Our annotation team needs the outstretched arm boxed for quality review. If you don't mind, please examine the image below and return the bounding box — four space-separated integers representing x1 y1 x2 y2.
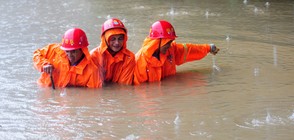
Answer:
173 42 220 65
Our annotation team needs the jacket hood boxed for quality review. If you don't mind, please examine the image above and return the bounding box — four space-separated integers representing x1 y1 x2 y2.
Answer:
139 37 172 59
99 28 127 54
81 47 91 61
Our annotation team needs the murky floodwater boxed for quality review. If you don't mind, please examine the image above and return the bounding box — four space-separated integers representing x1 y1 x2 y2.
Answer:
0 0 293 139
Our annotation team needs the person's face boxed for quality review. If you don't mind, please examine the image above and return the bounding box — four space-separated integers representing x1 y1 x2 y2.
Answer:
65 48 83 65
108 34 124 53
160 41 173 54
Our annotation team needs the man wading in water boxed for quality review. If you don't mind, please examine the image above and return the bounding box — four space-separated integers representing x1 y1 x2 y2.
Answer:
33 28 103 88
134 20 220 85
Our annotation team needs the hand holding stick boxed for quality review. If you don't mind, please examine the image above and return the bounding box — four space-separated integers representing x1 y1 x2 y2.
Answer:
43 64 55 89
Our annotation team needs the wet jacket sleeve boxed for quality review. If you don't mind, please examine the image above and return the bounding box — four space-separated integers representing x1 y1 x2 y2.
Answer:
86 65 103 88
133 54 148 85
173 43 211 65
90 47 102 69
33 44 56 72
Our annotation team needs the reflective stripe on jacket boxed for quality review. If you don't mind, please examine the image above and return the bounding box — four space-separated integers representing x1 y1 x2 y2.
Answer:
33 43 103 88
134 38 211 85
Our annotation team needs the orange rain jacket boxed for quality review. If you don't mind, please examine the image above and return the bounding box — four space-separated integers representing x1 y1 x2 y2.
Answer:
90 29 135 85
134 38 211 85
33 43 103 88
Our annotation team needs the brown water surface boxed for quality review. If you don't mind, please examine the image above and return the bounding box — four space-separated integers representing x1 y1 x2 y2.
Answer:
0 0 293 139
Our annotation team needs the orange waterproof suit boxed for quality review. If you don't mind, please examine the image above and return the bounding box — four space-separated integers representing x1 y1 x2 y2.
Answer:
134 38 211 85
33 43 103 88
90 29 135 85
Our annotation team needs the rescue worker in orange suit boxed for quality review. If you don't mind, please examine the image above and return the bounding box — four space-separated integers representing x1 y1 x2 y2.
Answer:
90 18 135 85
33 28 103 88
134 20 220 85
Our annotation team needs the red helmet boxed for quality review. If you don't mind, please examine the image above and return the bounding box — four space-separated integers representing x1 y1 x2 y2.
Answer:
149 20 177 40
61 28 89 51
101 18 127 36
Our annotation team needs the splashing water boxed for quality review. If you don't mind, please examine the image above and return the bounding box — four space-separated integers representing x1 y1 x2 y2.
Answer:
60 88 67 97
174 112 181 125
173 112 181 136
122 134 140 140
169 7 175 16
205 10 209 19
254 7 258 14
288 111 294 121
265 2 270 8
243 0 248 5
226 35 231 42
224 34 232 54
212 56 221 72
265 110 285 125
253 67 259 77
